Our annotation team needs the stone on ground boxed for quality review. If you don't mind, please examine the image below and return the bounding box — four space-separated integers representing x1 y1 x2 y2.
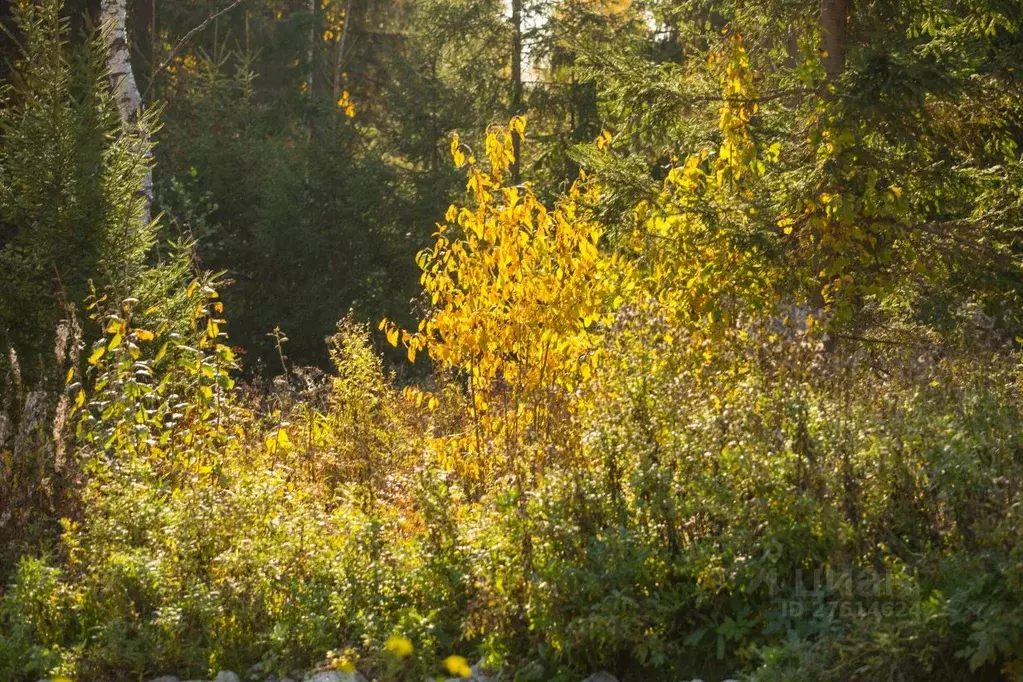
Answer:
306 671 368 682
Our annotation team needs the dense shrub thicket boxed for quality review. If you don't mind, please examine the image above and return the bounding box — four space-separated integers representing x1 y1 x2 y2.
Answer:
3 299 1022 682
3 1 1023 681
3 120 1023 682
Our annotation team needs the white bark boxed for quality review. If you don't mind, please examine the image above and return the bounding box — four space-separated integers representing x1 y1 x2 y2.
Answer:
101 0 152 227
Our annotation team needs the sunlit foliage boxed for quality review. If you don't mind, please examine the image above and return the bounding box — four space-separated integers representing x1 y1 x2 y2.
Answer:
381 118 631 486
3 1 1023 682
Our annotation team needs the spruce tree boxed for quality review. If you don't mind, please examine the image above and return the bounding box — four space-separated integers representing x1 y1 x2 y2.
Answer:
0 0 171 379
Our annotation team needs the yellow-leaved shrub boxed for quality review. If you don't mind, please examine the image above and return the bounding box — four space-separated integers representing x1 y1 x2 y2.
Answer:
381 118 631 487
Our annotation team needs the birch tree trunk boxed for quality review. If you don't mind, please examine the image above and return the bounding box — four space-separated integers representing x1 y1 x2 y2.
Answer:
101 0 152 228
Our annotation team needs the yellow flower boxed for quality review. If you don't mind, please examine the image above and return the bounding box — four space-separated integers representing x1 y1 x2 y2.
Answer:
443 655 471 678
385 635 414 658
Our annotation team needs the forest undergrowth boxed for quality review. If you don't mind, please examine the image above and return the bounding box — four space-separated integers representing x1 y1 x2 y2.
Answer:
3 118 1023 682
3 1 1023 680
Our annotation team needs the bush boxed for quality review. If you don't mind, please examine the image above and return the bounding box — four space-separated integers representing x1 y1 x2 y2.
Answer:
3 123 1023 682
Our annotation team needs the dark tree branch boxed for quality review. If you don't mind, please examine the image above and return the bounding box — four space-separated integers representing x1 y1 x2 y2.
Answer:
143 0 247 99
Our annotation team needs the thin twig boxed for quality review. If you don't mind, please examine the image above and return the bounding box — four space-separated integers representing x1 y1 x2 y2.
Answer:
143 0 247 99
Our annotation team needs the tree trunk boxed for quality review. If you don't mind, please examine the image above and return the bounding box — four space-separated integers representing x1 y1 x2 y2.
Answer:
783 28 799 68
129 0 153 97
510 0 522 184
307 0 316 94
338 0 356 71
334 0 356 103
820 0 847 77
817 0 849 349
101 0 151 227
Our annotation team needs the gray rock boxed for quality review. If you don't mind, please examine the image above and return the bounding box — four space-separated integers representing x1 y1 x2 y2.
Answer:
306 672 368 682
582 673 619 682
148 677 180 682
214 673 240 682
306 674 339 682
445 660 495 682
470 660 494 681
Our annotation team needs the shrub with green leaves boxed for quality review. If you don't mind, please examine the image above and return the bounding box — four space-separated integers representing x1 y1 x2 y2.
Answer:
4 297 1023 682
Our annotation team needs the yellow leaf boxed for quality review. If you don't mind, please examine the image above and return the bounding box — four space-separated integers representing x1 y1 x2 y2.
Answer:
88 345 106 365
65 367 74 384
580 361 592 380
135 329 155 341
450 134 465 167
510 115 526 136
265 428 290 454
386 327 399 347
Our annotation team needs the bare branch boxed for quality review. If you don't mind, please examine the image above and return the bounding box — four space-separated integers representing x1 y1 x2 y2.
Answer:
143 0 247 100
